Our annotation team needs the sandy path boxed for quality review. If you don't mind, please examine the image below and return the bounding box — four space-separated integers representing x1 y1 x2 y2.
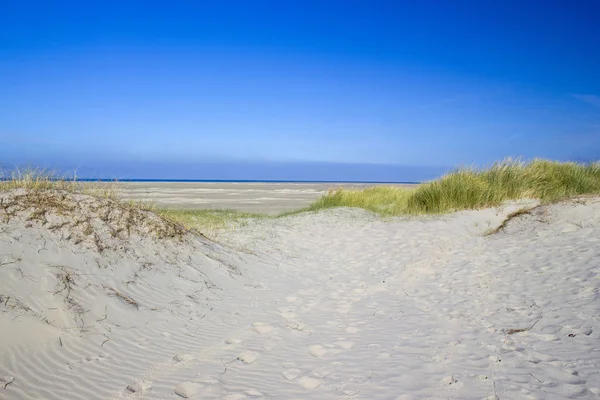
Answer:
213 203 599 399
1 196 599 399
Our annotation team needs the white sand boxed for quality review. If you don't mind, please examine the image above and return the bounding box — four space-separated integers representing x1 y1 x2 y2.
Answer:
1 190 599 399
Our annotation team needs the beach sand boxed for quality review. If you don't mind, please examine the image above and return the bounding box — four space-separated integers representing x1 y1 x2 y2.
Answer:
110 182 416 214
1 188 599 399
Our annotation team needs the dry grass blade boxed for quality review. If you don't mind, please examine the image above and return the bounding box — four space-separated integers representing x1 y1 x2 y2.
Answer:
103 286 139 309
506 318 541 335
483 207 537 236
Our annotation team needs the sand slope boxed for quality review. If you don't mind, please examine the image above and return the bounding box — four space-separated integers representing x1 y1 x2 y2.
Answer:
1 191 599 399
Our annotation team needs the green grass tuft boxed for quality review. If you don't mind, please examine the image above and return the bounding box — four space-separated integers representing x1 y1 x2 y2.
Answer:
153 208 266 237
308 158 600 216
306 186 415 215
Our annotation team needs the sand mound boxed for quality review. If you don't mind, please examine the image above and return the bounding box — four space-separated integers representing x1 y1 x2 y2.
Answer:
0 190 252 398
1 189 190 252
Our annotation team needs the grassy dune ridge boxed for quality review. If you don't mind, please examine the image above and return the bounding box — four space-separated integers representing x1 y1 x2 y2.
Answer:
2 159 600 236
308 158 600 215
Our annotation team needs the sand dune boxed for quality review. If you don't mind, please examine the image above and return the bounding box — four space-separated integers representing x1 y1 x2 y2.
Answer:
1 189 599 399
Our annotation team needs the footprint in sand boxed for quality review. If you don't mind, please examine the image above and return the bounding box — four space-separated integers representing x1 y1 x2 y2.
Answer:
277 307 297 319
437 375 464 391
67 353 109 370
251 322 274 334
238 351 260 364
373 309 386 317
134 337 151 348
333 340 355 350
245 388 264 397
126 379 152 394
309 345 328 357
262 338 281 351
287 319 309 332
305 299 322 310
335 303 352 314
173 354 195 363
297 376 322 389
472 374 490 383
174 382 201 398
311 365 334 378
84 354 108 362
368 343 381 351
282 368 302 381
285 295 298 303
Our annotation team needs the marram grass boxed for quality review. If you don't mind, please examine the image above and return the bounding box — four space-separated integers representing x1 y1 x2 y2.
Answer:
154 208 265 237
3 159 600 235
0 167 118 199
307 186 415 215
309 159 600 216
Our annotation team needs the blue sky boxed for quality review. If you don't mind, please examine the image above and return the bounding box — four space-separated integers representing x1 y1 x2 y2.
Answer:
2 1 600 181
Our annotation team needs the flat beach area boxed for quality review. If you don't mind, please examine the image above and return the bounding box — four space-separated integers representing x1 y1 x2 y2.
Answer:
112 182 417 214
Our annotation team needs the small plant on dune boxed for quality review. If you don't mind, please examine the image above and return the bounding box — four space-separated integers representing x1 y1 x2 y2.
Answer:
0 167 79 192
154 208 264 238
307 186 415 216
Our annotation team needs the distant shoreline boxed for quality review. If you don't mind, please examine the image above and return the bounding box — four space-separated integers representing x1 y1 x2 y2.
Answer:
0 178 421 184
110 181 418 214
76 178 422 184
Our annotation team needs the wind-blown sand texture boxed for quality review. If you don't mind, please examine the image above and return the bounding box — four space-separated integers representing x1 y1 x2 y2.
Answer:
111 182 416 214
1 189 599 399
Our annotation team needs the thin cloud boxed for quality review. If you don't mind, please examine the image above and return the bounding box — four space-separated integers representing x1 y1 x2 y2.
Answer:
572 94 600 109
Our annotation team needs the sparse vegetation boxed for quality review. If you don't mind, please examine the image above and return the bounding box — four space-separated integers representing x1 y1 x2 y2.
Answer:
1 167 265 239
1 169 189 245
0 167 117 197
154 208 265 238
3 159 600 239
307 159 600 216
306 185 415 215
103 286 139 309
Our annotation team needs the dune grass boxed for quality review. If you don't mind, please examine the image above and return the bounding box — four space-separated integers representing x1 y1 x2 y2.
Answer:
306 186 416 215
0 167 118 199
4 159 600 236
308 159 600 216
1 168 80 192
153 208 265 237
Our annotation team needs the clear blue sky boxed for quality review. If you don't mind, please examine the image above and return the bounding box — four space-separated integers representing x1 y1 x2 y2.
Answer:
2 1 600 181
